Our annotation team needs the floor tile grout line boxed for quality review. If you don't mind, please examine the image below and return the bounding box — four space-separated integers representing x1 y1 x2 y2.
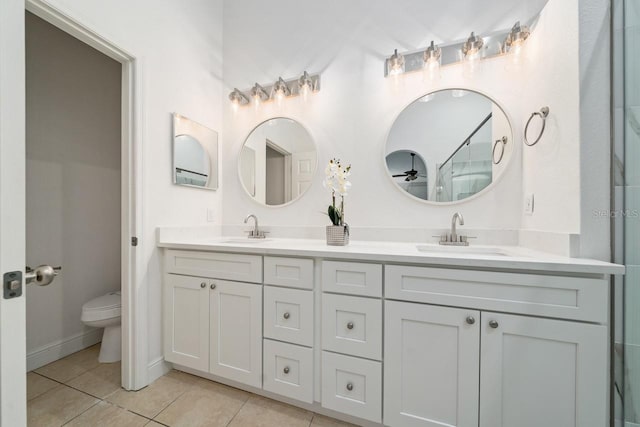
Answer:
59 395 101 426
223 395 251 426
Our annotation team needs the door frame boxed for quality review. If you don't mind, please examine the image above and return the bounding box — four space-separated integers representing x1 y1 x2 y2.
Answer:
25 0 147 391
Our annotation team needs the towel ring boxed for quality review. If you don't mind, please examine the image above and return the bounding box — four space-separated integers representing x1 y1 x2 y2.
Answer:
524 106 550 146
492 136 508 165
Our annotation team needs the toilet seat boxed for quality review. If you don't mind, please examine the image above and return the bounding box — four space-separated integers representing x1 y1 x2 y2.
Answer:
81 292 121 322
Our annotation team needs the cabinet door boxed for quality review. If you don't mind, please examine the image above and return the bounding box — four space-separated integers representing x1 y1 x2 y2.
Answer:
163 275 209 371
384 301 480 427
209 280 263 388
479 313 607 427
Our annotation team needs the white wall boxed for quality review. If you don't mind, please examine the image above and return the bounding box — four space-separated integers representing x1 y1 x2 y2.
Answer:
35 0 225 367
25 12 121 358
221 1 547 231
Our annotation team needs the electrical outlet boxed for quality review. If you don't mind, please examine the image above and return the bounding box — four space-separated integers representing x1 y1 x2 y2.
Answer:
525 194 535 215
207 208 215 222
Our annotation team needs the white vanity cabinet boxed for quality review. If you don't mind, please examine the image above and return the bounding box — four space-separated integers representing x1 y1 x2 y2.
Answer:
163 250 264 388
384 265 609 427
160 244 615 427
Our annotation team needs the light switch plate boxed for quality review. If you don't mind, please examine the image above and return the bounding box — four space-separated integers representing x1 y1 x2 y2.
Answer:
207 208 215 222
525 194 535 215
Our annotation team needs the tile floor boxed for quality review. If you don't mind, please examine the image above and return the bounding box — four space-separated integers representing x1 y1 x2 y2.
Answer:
28 345 355 427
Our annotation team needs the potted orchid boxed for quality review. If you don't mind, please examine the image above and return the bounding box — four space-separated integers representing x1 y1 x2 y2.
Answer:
323 158 351 246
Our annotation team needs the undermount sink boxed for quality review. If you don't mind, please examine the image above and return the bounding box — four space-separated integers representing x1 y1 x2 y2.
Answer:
221 238 272 244
416 244 511 257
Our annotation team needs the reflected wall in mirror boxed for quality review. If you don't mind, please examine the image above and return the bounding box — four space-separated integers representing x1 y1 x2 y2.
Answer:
173 113 218 190
385 89 512 203
239 118 317 206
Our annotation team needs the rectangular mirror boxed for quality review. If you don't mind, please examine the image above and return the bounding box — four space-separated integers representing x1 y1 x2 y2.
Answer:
173 113 218 190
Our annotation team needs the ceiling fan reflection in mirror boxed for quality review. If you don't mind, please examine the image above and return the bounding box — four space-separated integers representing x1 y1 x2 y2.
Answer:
392 152 427 181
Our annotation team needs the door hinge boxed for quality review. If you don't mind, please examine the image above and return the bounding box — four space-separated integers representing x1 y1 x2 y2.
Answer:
131 237 138 247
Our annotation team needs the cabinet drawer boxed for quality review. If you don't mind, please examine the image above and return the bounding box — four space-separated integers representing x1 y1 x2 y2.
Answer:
264 286 313 347
263 339 313 404
264 256 313 289
385 265 608 323
165 250 262 283
321 351 382 423
322 294 382 360
321 261 382 297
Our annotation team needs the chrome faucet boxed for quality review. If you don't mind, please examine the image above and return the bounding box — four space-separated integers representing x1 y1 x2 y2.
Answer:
244 214 267 239
451 212 464 242
438 212 470 246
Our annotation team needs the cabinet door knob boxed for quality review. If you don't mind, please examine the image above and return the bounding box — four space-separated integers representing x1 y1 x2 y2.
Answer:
347 322 354 330
283 366 290 374
210 283 216 290
466 316 475 325
200 282 206 288
283 312 290 320
346 382 354 391
489 320 499 329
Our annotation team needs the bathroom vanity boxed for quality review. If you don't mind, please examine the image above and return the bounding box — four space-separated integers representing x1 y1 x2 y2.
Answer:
158 236 622 427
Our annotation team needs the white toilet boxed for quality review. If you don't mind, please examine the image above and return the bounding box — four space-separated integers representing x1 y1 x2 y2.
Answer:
81 291 121 363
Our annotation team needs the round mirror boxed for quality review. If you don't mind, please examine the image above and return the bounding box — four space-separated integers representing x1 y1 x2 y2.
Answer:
239 118 317 206
385 89 512 203
174 134 212 188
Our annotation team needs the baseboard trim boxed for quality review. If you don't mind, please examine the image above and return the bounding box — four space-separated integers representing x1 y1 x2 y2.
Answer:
27 328 103 371
148 357 171 384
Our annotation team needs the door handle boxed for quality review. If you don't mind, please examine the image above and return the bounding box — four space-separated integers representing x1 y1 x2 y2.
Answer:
26 265 62 287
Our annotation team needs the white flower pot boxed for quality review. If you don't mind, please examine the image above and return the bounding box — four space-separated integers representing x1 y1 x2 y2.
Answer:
326 225 349 246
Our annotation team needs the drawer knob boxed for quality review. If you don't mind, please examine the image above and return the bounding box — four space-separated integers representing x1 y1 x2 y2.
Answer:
346 382 354 391
466 316 475 325
489 320 499 329
283 312 290 320
283 366 290 374
347 322 354 330
200 282 206 288
210 283 216 290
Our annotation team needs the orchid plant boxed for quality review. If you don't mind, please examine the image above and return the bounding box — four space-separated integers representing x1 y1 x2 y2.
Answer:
323 158 351 226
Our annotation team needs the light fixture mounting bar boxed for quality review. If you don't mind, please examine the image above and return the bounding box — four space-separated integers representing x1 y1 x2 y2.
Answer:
383 15 539 77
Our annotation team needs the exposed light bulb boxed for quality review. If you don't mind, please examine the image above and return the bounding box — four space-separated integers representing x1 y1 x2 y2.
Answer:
504 22 530 67
228 88 248 113
298 71 313 102
388 49 405 76
250 83 267 109
231 98 239 113
423 41 441 81
462 32 484 73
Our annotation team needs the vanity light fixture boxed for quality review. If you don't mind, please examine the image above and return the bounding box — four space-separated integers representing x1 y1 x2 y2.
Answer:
383 13 541 78
250 83 269 107
387 49 405 76
230 72 322 109
228 88 249 112
503 21 530 55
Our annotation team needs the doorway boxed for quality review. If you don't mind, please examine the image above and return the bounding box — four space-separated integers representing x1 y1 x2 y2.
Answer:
25 7 122 376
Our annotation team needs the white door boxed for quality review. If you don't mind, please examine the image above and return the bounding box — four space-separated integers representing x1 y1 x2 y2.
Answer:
163 275 209 371
384 301 480 427
479 312 607 427
0 0 27 424
291 151 316 199
210 280 262 388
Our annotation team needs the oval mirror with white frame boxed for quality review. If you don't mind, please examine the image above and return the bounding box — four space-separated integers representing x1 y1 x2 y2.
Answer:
385 89 512 203
239 118 317 206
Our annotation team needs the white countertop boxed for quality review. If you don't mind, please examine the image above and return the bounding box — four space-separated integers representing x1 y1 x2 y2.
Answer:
157 235 625 276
